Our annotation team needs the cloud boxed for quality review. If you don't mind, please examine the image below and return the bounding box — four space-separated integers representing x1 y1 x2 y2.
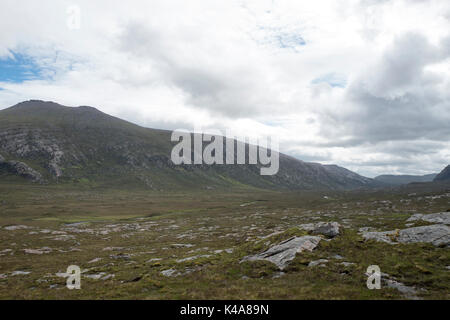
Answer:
0 0 449 177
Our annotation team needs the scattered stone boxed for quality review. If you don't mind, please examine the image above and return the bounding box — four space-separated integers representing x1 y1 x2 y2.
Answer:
308 259 328 267
49 234 75 241
11 271 31 276
240 202 256 207
55 272 68 278
407 212 450 225
0 274 7 279
102 247 124 251
340 262 355 267
4 225 30 231
87 258 102 264
332 254 343 260
299 222 341 238
358 227 376 233
241 236 321 270
110 253 131 260
161 269 179 277
272 272 285 279
65 222 88 227
176 255 211 263
362 224 449 247
102 274 115 281
84 273 107 280
172 243 194 248
24 247 52 255
384 278 420 300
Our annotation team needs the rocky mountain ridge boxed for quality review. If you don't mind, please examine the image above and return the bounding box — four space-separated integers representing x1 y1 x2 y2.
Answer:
0 100 383 190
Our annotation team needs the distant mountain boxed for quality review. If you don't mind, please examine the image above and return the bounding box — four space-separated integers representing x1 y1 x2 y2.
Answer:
0 100 382 191
434 165 450 182
374 174 437 185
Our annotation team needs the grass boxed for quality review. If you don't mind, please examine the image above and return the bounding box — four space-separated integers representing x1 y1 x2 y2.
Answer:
0 182 449 299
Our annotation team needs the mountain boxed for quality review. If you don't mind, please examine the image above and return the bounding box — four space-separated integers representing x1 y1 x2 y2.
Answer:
0 100 381 191
374 174 437 185
434 165 450 182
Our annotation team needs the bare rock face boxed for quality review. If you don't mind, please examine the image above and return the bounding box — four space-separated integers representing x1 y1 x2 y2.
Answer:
407 212 450 225
241 236 321 270
434 165 450 181
0 160 43 183
299 221 341 238
0 129 65 178
362 224 450 247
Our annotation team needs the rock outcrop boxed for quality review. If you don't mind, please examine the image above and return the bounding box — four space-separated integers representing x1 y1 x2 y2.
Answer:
241 236 321 270
299 221 341 238
0 158 43 183
362 224 449 247
407 212 450 225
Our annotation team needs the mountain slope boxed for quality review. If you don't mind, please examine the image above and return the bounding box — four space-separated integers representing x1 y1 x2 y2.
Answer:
0 100 380 190
434 165 450 182
374 174 437 185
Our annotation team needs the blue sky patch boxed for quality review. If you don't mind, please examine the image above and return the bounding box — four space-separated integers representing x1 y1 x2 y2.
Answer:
0 51 44 83
311 73 347 88
274 33 305 49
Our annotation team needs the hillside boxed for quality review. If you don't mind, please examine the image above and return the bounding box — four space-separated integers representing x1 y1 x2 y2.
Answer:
0 100 382 191
374 173 437 185
434 165 450 182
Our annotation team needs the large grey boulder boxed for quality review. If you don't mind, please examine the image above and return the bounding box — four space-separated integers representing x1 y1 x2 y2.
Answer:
407 212 450 225
241 236 321 270
299 221 341 238
362 224 449 247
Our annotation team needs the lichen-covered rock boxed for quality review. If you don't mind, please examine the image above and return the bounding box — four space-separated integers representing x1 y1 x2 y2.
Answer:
299 221 341 238
241 236 321 270
362 224 449 247
407 212 450 225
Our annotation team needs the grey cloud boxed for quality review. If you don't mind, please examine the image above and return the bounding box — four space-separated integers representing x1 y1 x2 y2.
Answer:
318 32 450 146
116 22 279 118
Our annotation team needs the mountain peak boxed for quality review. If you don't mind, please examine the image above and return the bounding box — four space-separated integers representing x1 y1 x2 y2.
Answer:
434 165 450 182
6 100 100 113
0 100 379 190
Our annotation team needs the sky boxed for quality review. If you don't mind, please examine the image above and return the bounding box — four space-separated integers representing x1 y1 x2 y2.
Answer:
0 0 449 177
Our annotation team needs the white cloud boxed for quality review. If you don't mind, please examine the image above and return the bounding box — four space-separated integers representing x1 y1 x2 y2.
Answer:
0 0 449 177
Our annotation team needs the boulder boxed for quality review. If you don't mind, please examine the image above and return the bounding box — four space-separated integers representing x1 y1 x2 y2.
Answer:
300 221 341 237
407 212 450 225
362 224 449 247
241 236 321 270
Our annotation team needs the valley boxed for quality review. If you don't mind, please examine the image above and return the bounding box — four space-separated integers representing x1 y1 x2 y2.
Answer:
0 182 448 299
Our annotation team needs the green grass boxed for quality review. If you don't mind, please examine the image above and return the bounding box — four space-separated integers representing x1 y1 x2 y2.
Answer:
0 182 449 299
